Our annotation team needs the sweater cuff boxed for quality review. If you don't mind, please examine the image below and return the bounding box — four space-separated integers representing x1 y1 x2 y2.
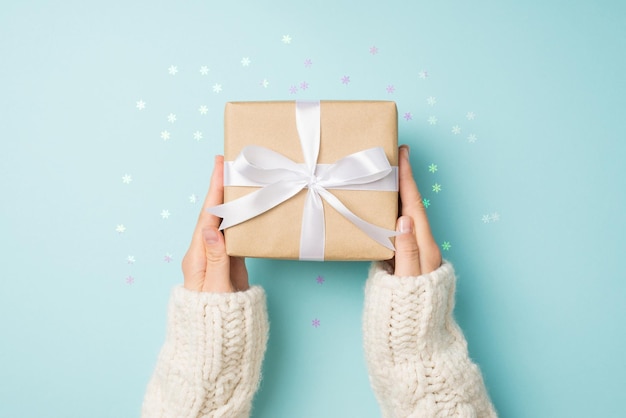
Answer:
365 260 457 350
367 260 456 303
143 285 268 418
169 284 267 316
165 284 269 381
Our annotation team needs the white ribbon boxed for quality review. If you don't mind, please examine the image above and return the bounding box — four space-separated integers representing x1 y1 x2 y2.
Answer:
208 100 399 261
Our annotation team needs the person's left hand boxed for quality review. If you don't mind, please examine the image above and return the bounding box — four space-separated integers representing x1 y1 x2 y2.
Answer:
181 155 249 293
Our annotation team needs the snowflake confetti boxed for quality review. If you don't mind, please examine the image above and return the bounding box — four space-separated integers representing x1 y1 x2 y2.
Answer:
189 194 198 204
136 100 145 110
427 96 437 106
300 81 309 90
212 83 222 93
198 105 208 115
341 75 350 84
422 198 431 208
466 111 476 120
164 253 173 263
125 275 135 285
193 131 203 141
386 85 395 94
261 79 269 88
199 66 209 75
428 164 438 173
161 130 171 141
316 275 325 284
428 116 438 125
168 65 178 75
468 134 478 143
442 241 452 251
122 174 132 184
432 183 442 193
491 212 501 222
369 46 379 55
452 125 461 135
481 214 491 223
304 58 313 68
289 85 298 94
312 318 320 328
419 70 428 79
161 210 170 219
403 112 412 121
167 113 177 123
241 57 251 67
116 224 126 233
127 255 135 264
282 34 292 44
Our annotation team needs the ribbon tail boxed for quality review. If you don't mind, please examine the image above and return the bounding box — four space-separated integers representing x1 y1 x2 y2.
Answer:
317 188 400 251
299 188 325 261
207 181 306 230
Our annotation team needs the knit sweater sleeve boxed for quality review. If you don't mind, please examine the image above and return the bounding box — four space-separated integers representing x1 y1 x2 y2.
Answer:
141 285 269 418
363 261 497 418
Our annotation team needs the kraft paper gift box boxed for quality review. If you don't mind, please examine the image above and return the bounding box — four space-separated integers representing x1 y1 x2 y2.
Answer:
215 100 399 261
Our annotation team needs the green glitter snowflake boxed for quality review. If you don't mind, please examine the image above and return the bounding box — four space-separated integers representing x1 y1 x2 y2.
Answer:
442 241 451 251
432 183 442 193
428 163 438 173
422 198 430 208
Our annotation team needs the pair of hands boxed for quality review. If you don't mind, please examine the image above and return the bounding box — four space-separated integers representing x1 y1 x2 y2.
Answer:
182 145 442 293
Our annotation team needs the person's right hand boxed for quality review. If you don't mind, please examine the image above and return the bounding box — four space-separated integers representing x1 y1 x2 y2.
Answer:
389 145 442 276
181 155 249 293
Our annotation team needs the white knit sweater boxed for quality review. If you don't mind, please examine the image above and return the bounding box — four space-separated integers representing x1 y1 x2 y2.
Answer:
142 262 496 417
142 286 268 418
363 262 497 418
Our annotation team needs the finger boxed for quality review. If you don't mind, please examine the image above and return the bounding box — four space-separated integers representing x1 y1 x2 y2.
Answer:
201 227 233 293
230 257 249 292
398 145 430 241
398 146 441 273
200 155 225 230
188 156 225 253
393 216 421 276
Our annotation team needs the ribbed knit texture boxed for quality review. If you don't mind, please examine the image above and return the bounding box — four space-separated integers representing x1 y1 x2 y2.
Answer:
363 262 497 418
142 285 269 418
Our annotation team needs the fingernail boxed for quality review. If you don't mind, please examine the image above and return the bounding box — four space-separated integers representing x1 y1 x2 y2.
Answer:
203 228 220 244
398 216 413 234
400 145 410 158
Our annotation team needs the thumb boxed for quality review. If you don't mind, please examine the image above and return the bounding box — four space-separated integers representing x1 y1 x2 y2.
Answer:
201 227 234 292
393 216 422 277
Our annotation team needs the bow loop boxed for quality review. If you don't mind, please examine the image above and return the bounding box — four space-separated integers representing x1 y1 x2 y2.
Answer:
234 145 309 184
317 147 393 189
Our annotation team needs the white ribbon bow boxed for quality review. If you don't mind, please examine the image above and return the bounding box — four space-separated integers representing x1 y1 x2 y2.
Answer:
208 100 399 261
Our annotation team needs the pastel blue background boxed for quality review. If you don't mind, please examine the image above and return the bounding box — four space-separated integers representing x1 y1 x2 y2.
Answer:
1 1 625 417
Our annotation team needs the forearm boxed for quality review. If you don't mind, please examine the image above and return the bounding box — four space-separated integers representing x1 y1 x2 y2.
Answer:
363 262 496 418
142 285 269 418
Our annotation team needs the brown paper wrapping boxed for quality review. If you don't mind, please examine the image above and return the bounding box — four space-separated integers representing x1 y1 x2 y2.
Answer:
223 100 398 261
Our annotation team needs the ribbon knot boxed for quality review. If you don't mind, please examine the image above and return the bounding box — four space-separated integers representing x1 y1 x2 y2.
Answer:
208 101 399 261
